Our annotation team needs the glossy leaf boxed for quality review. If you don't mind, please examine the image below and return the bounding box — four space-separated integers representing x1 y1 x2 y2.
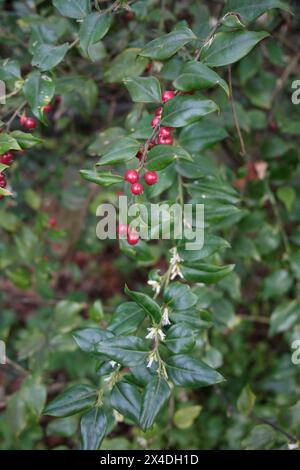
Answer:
223 0 291 24
32 43 69 71
79 13 112 60
125 285 161 323
201 31 269 67
182 263 235 284
80 407 107 450
80 169 123 186
23 71 55 121
123 76 162 103
163 283 197 311
73 327 114 353
139 375 170 430
147 144 191 171
108 302 145 336
166 354 224 388
140 27 196 60
94 336 149 367
174 61 229 96
44 385 97 417
52 0 91 19
161 94 218 127
111 381 141 424
96 137 140 166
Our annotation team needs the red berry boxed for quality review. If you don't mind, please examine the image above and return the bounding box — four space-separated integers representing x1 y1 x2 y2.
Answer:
131 182 143 195
117 223 128 237
144 171 158 186
136 151 143 160
162 90 175 103
158 126 172 138
151 116 160 128
157 135 173 145
124 169 139 184
127 230 139 245
155 107 163 117
24 117 36 130
48 217 57 228
20 115 27 126
125 11 134 20
0 153 13 165
0 174 7 188
43 104 52 113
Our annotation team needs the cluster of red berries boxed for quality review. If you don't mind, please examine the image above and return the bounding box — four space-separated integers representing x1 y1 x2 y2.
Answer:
18 96 60 131
0 152 13 199
117 223 139 246
118 90 176 244
151 90 176 145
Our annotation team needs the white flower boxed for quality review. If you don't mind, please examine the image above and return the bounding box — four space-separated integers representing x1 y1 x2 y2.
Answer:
145 327 165 342
169 247 184 280
145 327 156 340
109 360 117 368
146 351 157 368
147 279 161 296
162 307 171 326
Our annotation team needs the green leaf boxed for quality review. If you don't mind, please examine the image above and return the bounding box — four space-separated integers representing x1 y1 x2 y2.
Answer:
125 285 161 323
277 186 296 212
178 234 230 262
0 187 12 197
10 131 43 149
80 407 107 450
269 301 300 336
44 385 97 417
23 71 55 121
96 137 140 166
139 376 170 430
147 145 191 171
180 120 228 151
186 179 240 205
104 48 148 84
0 59 21 81
165 323 197 354
123 76 162 103
244 424 275 450
262 269 293 299
140 27 196 61
166 354 224 388
24 189 41 210
237 385 256 416
52 0 91 19
79 13 112 61
0 134 21 154
173 61 229 96
80 170 123 186
94 336 149 367
111 381 141 424
174 405 202 429
163 283 197 311
108 302 145 335
223 0 291 24
182 263 235 284
73 328 114 353
161 94 218 128
201 31 269 67
32 43 69 71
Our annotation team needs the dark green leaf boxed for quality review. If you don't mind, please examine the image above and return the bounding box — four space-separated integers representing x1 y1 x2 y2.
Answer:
123 76 162 103
111 381 141 424
108 302 145 335
161 94 218 127
165 323 197 354
223 0 291 24
80 407 107 450
23 71 55 121
174 61 229 96
52 0 91 19
80 170 123 186
96 137 140 166
125 285 161 323
166 354 224 388
79 13 112 61
0 134 21 153
10 131 43 149
180 120 227 151
32 43 69 71
94 336 149 367
73 327 114 353
163 283 197 311
182 263 235 284
140 27 196 61
44 385 97 417
139 375 170 430
147 145 191 171
201 31 269 67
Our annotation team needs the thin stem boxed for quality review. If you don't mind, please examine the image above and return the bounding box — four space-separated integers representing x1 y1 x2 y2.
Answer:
5 100 26 131
266 179 291 256
228 65 246 157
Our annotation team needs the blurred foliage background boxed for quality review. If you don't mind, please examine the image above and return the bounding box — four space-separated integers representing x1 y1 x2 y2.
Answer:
0 0 300 450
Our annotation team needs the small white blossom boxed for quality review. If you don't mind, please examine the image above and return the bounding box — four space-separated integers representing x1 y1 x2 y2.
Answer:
147 279 161 296
145 327 156 340
162 307 171 326
145 327 165 342
169 247 184 280
146 351 157 368
109 360 117 368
